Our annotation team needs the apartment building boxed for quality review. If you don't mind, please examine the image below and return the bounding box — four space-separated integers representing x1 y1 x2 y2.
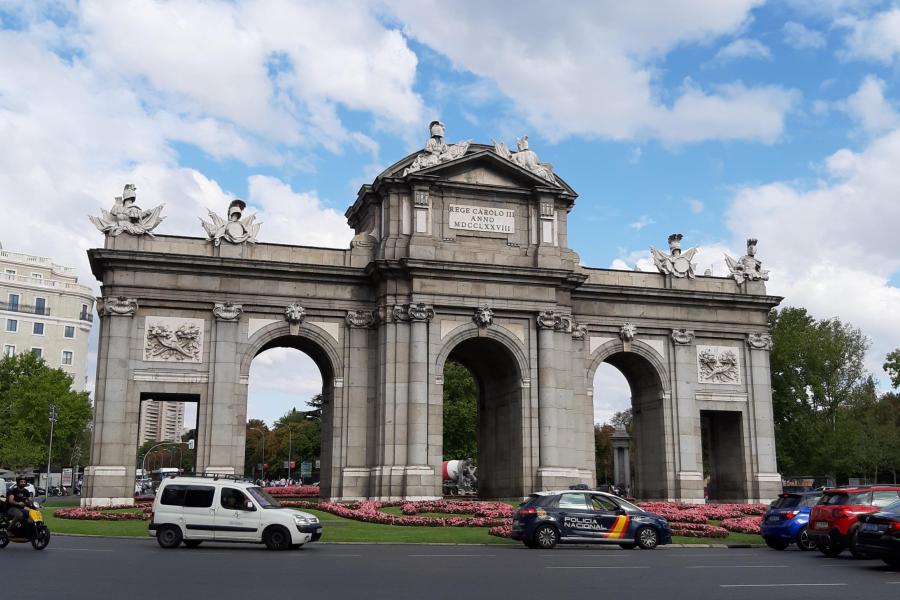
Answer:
0 246 94 390
138 400 186 445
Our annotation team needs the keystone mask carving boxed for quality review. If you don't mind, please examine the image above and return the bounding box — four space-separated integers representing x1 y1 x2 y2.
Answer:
284 303 306 335
619 323 637 342
90 184 164 237
473 305 494 328
402 120 471 176
725 238 770 285
200 199 261 246
747 332 773 350
651 233 699 279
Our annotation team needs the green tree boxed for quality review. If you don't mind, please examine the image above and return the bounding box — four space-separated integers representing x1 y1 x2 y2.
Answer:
244 419 269 477
442 361 477 460
271 408 321 476
885 348 900 389
594 424 614 484
0 352 93 471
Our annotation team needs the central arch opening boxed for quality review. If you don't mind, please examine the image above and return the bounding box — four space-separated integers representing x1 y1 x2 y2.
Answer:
443 336 523 498
592 350 668 500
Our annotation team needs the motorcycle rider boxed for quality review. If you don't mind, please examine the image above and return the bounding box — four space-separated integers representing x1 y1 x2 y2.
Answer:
6 476 33 531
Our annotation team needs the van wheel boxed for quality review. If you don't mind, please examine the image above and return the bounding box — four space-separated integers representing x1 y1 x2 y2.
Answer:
183 540 202 548
264 526 291 551
156 526 182 549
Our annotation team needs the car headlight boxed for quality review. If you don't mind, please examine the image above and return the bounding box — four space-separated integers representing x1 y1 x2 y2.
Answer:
294 514 318 525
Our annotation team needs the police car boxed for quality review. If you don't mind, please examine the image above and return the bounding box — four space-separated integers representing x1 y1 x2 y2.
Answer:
511 490 671 550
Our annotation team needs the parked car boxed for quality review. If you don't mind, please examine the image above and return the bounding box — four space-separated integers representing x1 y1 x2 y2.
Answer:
808 486 900 558
761 491 822 551
148 475 322 550
511 490 671 550
852 500 900 568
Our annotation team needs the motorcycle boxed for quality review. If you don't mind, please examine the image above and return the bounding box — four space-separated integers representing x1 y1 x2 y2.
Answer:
0 502 51 550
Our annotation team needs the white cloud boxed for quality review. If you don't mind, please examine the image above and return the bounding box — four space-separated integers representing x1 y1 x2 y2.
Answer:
628 215 655 230
726 127 900 383
387 0 798 144
838 8 900 64
248 347 323 426
840 75 899 134
593 363 632 425
688 198 705 213
715 38 773 62
783 21 826 50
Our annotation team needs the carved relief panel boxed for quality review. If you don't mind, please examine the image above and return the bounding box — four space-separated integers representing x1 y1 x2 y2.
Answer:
696 345 741 385
143 316 205 363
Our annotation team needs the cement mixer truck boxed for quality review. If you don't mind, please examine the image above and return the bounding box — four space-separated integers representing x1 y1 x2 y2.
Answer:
442 459 477 496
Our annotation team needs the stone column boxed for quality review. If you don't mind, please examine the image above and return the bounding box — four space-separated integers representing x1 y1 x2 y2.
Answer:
202 302 243 476
746 333 781 502
612 427 632 492
670 328 704 503
407 303 433 466
83 297 138 506
340 310 376 500
536 310 560 469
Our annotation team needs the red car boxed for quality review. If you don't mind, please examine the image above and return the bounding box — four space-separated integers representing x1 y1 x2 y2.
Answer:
808 486 900 557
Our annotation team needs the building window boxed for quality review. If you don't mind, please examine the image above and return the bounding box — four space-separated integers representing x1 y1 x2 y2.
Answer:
33 322 44 336
31 348 42 359
3 269 15 276
31 273 42 280
64 325 75 339
3 345 14 357
34 297 47 315
61 350 73 366
7 293 19 310
5 319 17 333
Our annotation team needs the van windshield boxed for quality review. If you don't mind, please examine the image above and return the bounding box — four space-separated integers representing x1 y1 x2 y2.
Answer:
247 487 282 508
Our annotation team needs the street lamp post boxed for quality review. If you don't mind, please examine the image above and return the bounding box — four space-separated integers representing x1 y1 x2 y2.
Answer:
249 427 266 481
45 404 59 499
140 441 180 490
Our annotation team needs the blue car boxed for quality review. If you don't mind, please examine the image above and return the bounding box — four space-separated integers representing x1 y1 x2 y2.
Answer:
761 491 822 551
511 490 671 550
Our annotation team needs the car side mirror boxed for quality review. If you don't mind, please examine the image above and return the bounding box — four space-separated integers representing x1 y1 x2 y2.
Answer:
246 502 256 511
615 508 627 516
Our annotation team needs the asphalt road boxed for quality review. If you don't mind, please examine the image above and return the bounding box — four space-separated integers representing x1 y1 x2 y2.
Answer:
4 535 899 600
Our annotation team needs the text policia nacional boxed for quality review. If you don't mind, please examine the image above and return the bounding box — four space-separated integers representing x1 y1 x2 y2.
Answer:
448 204 515 234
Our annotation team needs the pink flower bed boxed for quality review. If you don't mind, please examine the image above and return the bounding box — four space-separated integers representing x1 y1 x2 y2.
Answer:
280 499 511 528
263 486 320 498
669 523 729 538
56 503 153 521
720 516 763 534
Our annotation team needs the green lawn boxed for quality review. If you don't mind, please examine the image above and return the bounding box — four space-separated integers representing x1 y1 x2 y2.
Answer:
45 505 762 545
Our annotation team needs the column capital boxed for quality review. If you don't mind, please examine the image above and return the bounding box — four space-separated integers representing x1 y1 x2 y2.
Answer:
746 332 773 351
536 310 571 332
671 328 695 345
212 301 242 322
97 296 138 317
393 303 434 322
346 309 377 328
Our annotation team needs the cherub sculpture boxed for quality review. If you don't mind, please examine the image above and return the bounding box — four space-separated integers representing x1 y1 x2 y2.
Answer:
724 238 769 285
650 233 699 279
200 199 261 246
89 184 164 237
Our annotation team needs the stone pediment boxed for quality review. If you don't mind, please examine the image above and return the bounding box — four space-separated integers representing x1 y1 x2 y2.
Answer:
379 145 576 196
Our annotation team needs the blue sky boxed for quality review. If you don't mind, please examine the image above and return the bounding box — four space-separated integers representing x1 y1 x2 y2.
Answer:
2 0 899 426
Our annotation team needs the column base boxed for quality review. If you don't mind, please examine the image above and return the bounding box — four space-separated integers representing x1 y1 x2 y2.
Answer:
536 467 593 491
675 471 706 504
367 465 439 500
753 473 782 504
81 465 134 507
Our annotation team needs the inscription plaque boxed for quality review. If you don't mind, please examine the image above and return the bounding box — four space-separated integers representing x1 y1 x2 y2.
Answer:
448 204 515 234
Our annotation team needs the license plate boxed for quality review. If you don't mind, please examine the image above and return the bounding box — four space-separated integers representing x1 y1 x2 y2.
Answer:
767 516 780 522
814 521 829 530
861 523 881 532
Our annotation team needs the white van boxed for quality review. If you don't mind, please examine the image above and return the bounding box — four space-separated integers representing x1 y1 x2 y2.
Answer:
149 475 322 550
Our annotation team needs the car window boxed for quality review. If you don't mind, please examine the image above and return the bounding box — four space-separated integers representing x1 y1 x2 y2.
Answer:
882 500 900 514
221 487 252 511
558 493 589 510
183 486 215 508
872 491 900 508
772 495 801 509
822 491 872 506
247 487 282 508
160 484 186 506
800 494 823 508
590 495 618 512
523 495 557 508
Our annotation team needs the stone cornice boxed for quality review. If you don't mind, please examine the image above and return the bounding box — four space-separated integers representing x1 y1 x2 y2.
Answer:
573 283 782 312
387 258 587 290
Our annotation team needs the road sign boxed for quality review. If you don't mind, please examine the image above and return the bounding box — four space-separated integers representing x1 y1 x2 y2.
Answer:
188 439 195 450
62 467 73 486
300 462 312 477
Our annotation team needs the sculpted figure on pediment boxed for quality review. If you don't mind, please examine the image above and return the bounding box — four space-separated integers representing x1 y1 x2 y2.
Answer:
493 135 557 184
725 238 770 285
402 120 471 176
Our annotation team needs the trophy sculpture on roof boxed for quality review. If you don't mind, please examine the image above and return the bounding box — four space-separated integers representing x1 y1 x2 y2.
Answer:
650 233 699 279
200 199 261 246
89 184 165 237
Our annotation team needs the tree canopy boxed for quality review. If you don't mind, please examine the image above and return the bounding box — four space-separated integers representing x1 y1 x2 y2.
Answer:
442 360 477 461
0 352 93 471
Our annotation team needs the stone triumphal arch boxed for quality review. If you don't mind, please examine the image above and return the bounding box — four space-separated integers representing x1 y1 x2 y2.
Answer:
83 123 782 505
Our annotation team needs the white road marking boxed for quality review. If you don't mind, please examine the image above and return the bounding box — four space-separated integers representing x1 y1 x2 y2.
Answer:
545 566 650 570
720 583 848 588
407 554 495 557
686 565 788 569
53 548 114 552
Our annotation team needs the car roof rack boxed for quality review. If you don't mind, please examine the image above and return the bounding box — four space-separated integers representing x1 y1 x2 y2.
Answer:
169 472 252 483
